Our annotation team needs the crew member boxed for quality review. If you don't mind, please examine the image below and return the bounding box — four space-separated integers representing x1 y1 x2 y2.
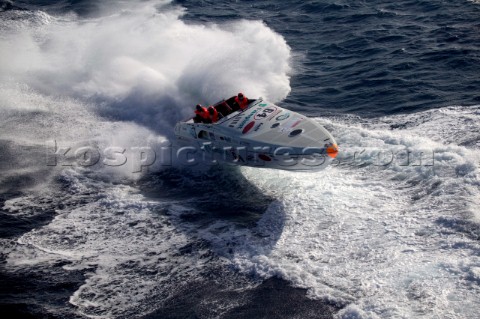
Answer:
194 104 211 123
234 92 249 110
208 106 223 123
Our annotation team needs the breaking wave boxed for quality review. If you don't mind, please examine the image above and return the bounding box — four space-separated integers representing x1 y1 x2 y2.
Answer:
0 0 292 181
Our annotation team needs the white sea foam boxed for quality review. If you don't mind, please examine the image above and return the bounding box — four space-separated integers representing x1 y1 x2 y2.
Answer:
2 1 480 318
1 0 291 316
223 107 480 319
0 0 292 180
3 168 260 318
0 0 291 132
4 106 479 318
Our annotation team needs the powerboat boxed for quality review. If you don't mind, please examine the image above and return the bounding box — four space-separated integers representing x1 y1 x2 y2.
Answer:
174 96 338 171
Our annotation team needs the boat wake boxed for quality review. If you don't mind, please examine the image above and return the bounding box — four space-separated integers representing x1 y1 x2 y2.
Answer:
2 105 479 318
1 1 479 318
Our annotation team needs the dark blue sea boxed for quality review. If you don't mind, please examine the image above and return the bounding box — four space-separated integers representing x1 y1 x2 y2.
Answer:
1 0 479 318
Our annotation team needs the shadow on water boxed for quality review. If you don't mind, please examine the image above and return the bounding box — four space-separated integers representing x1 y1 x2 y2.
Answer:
137 166 342 319
138 166 277 228
144 277 340 319
0 158 341 318
0 191 87 319
0 263 87 319
0 140 60 238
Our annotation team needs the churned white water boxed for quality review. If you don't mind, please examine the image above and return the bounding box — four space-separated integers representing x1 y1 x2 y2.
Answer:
1 1 479 318
234 107 480 319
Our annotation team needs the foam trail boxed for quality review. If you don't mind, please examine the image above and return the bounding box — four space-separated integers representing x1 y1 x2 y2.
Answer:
220 106 480 319
5 2 480 318
0 0 292 180
0 0 291 132
0 1 293 317
3 170 209 318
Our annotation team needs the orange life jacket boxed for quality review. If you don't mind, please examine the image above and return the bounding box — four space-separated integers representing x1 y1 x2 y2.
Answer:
209 108 219 122
235 96 249 110
195 106 209 119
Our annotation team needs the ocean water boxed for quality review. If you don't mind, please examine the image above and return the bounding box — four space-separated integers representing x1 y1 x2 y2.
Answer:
1 0 479 318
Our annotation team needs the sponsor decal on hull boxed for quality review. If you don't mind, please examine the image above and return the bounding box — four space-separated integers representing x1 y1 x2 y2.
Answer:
242 121 255 134
228 114 244 128
267 109 282 121
254 106 277 120
276 113 290 121
254 122 264 132
279 116 304 133
291 119 303 128
258 154 272 161
238 109 258 129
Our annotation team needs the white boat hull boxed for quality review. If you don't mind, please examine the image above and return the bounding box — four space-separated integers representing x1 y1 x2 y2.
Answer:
174 98 338 171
